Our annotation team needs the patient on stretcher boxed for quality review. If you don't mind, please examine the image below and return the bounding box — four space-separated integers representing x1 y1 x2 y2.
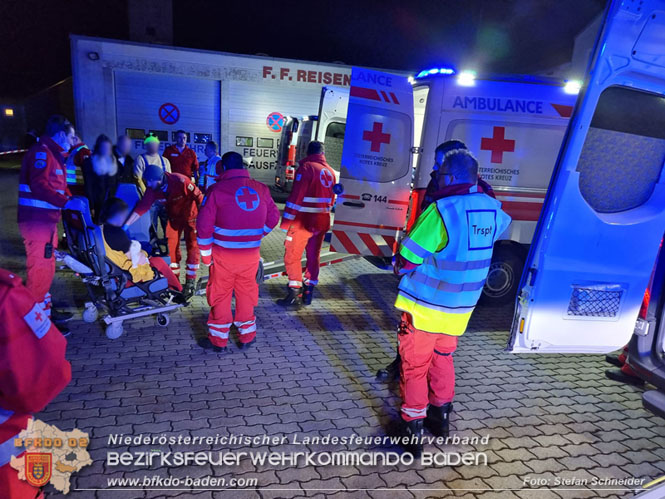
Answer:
100 197 183 291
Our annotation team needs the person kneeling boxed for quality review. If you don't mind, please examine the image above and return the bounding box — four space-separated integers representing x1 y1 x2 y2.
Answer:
100 197 183 292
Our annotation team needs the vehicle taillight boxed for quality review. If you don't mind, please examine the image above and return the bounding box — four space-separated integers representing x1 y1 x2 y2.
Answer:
285 166 295 180
639 288 651 320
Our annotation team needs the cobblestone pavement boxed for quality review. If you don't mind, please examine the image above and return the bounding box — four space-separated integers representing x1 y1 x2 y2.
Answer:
1 170 664 499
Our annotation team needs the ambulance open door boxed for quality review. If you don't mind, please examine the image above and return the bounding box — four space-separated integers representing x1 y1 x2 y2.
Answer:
507 0 665 354
330 68 414 257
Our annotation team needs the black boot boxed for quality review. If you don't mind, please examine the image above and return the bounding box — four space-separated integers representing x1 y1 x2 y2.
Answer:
605 354 623 368
376 353 401 382
51 309 73 323
403 419 424 458
183 281 195 300
276 287 301 307
426 403 453 438
197 337 226 353
302 284 314 305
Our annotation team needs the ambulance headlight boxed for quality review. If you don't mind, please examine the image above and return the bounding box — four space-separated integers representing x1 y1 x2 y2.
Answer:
564 80 582 95
457 71 476 87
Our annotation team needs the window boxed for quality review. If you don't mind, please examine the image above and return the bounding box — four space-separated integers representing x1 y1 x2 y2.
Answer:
236 136 253 147
125 128 146 139
324 122 345 171
193 133 212 144
577 86 665 213
257 138 274 148
149 130 169 141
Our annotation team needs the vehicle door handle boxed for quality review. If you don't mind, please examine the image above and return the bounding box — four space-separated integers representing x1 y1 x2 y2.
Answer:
342 201 365 208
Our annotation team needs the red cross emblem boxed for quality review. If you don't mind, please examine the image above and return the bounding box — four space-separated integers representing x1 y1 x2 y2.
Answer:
34 311 43 322
320 168 334 188
480 126 515 164
235 186 260 211
362 122 391 153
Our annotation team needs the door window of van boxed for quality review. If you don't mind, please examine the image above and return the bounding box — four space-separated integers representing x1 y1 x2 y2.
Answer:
577 86 665 213
324 121 345 172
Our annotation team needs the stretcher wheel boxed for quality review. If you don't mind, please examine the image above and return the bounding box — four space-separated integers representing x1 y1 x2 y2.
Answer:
105 322 124 339
156 314 170 327
82 305 98 323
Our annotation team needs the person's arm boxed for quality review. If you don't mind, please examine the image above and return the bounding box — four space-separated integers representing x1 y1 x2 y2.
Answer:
263 186 281 236
27 148 70 208
163 157 172 173
196 191 216 266
133 155 146 192
126 188 157 225
187 180 204 207
394 203 448 274
280 165 310 230
82 158 95 208
191 151 200 184
0 280 71 414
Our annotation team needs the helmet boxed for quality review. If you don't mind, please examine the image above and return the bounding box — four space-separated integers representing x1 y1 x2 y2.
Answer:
143 163 164 183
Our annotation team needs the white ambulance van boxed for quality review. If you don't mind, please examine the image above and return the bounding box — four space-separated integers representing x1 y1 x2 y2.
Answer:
315 69 577 304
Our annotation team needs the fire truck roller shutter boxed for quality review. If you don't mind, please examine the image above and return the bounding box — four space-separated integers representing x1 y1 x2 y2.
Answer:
114 71 221 160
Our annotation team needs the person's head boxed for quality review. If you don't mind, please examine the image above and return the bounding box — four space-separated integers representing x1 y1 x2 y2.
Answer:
205 140 218 159
437 149 478 187
93 134 113 157
433 140 467 173
143 163 165 189
144 134 160 155
100 197 130 226
307 140 325 156
116 135 131 156
220 151 244 171
175 130 187 148
45 115 76 151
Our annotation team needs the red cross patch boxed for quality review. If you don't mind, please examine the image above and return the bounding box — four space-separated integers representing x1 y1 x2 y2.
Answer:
24 303 51 339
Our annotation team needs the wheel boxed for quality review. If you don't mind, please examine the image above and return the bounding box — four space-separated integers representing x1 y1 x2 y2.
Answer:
82 306 98 323
156 314 170 327
105 322 123 339
480 245 525 307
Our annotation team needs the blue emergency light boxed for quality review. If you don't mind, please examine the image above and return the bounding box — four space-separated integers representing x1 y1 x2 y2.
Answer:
416 67 456 79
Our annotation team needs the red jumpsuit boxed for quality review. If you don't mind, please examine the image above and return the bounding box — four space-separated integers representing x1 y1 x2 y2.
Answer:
133 173 203 281
163 145 199 179
280 153 336 288
196 169 280 347
17 136 71 315
0 269 71 499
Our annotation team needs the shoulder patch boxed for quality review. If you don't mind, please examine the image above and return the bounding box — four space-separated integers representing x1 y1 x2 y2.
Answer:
296 174 302 181
35 151 47 160
34 159 46 169
24 303 51 339
187 183 194 191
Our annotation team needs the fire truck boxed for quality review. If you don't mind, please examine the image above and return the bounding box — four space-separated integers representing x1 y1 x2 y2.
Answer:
278 72 579 305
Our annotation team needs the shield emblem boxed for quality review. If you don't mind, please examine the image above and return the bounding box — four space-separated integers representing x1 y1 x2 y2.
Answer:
26 452 52 487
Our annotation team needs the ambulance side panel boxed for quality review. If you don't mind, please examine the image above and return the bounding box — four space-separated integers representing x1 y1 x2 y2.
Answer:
508 0 665 354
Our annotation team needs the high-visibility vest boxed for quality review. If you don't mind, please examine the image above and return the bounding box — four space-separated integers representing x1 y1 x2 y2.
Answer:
395 191 511 335
66 144 88 186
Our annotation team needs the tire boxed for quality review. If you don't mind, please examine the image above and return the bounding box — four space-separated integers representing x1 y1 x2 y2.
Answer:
480 245 525 307
156 314 170 327
105 322 123 340
82 306 98 324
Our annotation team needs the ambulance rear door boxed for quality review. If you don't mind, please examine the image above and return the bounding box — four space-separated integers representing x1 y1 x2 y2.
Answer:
507 0 665 354
330 68 414 257
315 86 349 174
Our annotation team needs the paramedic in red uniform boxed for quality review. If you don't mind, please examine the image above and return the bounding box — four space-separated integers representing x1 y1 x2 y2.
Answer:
17 115 77 332
125 164 203 297
164 130 199 184
197 152 280 352
0 268 71 499
276 141 336 307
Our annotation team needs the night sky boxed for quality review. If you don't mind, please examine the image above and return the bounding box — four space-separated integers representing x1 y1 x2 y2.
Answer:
1 0 606 98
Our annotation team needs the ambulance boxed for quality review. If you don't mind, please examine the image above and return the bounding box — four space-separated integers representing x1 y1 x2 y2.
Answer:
305 71 579 305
